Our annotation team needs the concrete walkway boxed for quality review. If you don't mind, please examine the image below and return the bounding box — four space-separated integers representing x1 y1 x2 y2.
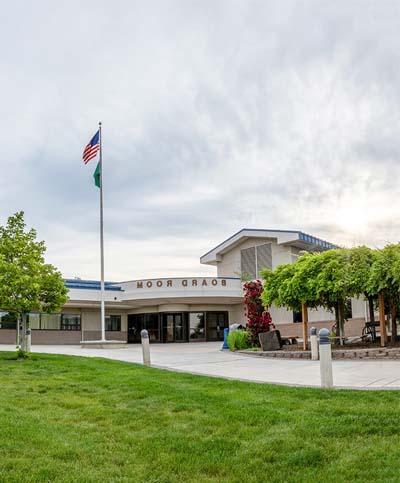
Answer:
2 342 400 389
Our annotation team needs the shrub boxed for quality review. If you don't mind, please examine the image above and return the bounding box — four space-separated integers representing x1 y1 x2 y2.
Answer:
16 348 31 360
227 330 251 351
243 280 273 345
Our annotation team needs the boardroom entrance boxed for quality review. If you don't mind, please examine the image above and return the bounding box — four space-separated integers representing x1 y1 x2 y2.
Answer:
127 311 229 343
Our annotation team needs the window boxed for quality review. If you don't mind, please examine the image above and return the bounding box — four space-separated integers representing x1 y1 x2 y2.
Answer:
344 299 353 320
189 312 205 340
106 315 121 331
40 313 61 330
241 244 272 280
206 312 229 341
145 313 160 342
241 247 256 280
28 313 40 329
23 313 81 330
0 312 17 329
61 314 81 331
128 313 160 343
293 310 302 323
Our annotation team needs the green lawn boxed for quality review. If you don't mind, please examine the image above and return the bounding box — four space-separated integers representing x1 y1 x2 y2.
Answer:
1 354 400 483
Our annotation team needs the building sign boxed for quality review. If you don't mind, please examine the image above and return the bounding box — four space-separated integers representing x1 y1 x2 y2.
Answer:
136 279 227 289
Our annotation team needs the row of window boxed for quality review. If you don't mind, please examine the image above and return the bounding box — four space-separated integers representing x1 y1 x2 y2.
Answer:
0 312 122 331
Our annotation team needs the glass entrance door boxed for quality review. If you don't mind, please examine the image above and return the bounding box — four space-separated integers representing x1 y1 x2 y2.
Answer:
162 313 188 342
127 314 143 343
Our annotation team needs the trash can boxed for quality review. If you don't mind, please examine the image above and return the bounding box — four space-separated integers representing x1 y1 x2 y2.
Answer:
221 327 229 350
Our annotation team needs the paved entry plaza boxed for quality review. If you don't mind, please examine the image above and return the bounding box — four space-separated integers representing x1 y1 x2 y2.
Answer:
2 342 400 389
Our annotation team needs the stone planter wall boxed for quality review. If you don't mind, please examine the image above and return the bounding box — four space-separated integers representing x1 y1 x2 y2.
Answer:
240 347 400 360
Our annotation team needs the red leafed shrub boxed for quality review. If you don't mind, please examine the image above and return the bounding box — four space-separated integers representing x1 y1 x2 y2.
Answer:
243 280 273 345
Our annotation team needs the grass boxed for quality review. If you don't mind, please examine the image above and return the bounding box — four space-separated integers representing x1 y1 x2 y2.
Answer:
1 353 400 483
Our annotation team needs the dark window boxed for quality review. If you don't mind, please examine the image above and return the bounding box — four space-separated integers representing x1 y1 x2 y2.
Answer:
0 312 17 329
189 312 205 340
206 312 229 341
293 310 302 323
145 313 160 342
344 299 353 320
61 314 81 331
128 313 160 343
106 315 121 331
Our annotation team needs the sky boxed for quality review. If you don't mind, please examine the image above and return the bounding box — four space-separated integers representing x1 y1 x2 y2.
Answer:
2 0 400 281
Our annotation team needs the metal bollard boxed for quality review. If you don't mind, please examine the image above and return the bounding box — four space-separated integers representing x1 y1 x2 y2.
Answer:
310 327 318 361
221 327 229 350
319 328 333 388
140 329 151 366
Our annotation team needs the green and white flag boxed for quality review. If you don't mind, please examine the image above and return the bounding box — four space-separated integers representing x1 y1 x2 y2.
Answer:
93 162 101 188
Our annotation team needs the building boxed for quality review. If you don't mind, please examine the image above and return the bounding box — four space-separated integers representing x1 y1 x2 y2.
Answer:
0 229 367 344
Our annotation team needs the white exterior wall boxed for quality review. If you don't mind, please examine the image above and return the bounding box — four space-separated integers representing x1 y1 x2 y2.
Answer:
351 297 367 319
216 237 293 277
82 309 128 331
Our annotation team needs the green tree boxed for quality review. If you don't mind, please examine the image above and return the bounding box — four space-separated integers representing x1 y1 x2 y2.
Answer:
368 245 400 345
348 246 377 325
0 212 68 352
262 250 352 344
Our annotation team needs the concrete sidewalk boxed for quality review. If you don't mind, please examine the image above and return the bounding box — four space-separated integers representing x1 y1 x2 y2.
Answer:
2 342 400 389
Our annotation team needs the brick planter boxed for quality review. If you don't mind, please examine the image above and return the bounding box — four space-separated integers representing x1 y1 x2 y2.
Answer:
239 347 400 360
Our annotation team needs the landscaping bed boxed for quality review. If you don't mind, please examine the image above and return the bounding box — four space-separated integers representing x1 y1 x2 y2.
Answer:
240 343 400 360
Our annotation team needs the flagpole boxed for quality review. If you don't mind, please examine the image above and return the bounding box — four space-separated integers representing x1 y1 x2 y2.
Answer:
99 121 106 342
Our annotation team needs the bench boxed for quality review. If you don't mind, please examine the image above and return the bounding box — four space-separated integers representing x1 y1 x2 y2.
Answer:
281 336 298 345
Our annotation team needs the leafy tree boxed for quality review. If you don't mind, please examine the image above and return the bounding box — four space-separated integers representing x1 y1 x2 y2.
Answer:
368 245 400 345
262 262 302 310
347 246 377 324
262 250 352 344
0 212 68 351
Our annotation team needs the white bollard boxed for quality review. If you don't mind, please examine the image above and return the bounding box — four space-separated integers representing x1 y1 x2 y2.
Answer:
319 328 333 388
310 327 319 361
141 329 151 366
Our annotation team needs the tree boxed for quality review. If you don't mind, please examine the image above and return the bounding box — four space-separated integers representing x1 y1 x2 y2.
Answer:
347 246 377 325
0 212 68 351
368 245 400 345
262 250 352 344
243 280 272 345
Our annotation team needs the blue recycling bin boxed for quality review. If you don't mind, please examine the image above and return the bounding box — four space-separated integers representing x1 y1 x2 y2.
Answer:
221 327 229 350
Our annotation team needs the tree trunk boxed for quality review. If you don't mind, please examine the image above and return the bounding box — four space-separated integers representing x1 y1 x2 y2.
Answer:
20 313 27 352
368 296 375 323
390 302 397 346
334 302 344 345
338 300 345 346
16 314 20 347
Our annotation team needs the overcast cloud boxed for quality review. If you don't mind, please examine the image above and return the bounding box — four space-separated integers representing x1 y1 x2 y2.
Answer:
2 0 400 280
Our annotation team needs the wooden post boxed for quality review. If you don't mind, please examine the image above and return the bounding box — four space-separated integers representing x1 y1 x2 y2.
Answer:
301 303 309 351
378 292 387 347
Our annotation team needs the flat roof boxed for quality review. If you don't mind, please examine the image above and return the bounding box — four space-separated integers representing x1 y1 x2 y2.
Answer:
64 279 122 291
200 228 339 265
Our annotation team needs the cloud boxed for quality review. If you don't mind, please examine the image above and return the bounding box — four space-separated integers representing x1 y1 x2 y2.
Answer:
2 0 400 279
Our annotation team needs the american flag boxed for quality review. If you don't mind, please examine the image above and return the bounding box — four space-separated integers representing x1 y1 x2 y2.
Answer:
82 130 100 164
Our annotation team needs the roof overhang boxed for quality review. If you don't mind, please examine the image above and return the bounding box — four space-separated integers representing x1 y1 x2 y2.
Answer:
200 228 338 265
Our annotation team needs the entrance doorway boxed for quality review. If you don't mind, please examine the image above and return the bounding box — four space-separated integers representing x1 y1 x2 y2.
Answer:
127 314 143 343
162 313 188 342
